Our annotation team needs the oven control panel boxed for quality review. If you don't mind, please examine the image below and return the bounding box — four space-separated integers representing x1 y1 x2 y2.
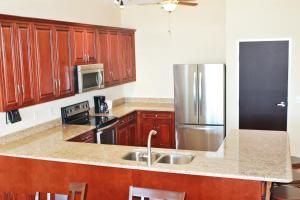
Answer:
61 101 90 118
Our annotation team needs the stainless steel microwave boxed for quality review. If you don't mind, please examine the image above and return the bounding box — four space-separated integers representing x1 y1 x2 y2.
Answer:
75 64 104 93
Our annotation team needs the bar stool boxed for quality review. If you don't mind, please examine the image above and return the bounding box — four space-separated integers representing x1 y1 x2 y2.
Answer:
129 186 185 200
271 185 300 200
68 182 87 200
292 156 300 169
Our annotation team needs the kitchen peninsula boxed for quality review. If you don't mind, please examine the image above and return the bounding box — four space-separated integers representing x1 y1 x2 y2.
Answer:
0 101 292 200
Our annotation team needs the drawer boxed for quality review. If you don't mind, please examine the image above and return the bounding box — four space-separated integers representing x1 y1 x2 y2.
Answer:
141 111 172 119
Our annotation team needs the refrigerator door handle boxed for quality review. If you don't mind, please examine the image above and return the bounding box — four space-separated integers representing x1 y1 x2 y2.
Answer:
199 72 202 116
193 72 197 117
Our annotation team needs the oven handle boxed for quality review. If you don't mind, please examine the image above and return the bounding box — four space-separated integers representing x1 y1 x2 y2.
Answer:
97 120 119 131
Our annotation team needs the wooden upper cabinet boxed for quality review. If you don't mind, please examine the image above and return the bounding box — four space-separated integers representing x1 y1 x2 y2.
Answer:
127 33 136 81
0 21 20 111
33 24 57 103
72 27 97 65
54 26 74 98
97 31 111 86
119 32 136 83
85 29 97 63
109 31 121 84
73 28 85 64
15 23 35 107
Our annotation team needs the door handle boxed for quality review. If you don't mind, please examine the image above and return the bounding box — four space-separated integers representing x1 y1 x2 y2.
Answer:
193 72 197 116
276 102 286 107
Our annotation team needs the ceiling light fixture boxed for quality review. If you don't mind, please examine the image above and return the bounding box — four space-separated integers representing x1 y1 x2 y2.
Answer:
120 0 125 9
113 0 119 5
161 0 178 12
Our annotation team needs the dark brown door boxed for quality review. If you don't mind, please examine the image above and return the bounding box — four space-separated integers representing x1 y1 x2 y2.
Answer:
109 32 121 84
239 41 289 131
85 29 97 63
73 27 86 64
0 21 19 111
15 23 35 107
33 24 56 103
54 26 73 98
97 31 111 86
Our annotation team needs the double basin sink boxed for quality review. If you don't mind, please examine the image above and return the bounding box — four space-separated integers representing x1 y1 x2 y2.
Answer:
123 151 195 165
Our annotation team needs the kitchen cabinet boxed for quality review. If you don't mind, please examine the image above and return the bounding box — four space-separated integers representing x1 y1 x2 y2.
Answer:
72 27 97 65
0 21 35 111
119 32 136 83
32 23 57 103
0 14 135 112
33 24 74 103
116 112 137 146
53 25 74 98
139 111 175 148
96 30 136 87
68 129 96 143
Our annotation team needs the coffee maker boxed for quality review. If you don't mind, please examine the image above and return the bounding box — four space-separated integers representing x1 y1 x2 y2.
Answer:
94 96 109 113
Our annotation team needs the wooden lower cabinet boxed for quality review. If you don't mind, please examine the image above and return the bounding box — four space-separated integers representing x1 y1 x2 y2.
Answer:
116 112 137 146
0 156 266 200
68 129 96 143
139 111 175 149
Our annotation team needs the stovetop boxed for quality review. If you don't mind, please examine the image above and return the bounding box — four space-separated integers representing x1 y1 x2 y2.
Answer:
89 116 118 129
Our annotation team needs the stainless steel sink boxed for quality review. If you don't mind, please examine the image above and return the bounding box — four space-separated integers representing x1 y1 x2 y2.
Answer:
156 154 195 165
122 151 161 162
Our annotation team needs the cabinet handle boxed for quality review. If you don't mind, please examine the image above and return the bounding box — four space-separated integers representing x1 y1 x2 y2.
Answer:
58 80 61 89
21 85 24 94
155 114 158 118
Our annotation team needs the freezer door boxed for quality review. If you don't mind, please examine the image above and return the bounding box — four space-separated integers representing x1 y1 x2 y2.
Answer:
174 64 199 124
198 64 225 125
176 124 224 151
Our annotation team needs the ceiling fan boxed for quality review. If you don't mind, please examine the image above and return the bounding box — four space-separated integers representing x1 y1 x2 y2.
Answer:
114 0 198 12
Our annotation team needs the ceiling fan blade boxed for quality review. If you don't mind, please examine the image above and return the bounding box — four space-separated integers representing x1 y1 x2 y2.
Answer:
178 2 198 6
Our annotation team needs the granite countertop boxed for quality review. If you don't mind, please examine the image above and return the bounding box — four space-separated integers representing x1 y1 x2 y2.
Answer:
91 101 175 118
0 117 292 183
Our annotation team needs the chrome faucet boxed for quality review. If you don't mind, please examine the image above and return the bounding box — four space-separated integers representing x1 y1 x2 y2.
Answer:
147 130 157 167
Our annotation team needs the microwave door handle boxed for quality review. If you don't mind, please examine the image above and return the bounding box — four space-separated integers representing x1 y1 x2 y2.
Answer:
96 73 99 86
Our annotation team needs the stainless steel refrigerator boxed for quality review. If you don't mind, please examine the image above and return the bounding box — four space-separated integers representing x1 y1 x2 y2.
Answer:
174 64 225 151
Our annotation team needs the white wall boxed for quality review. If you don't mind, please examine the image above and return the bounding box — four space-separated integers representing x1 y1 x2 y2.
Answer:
121 0 226 98
226 0 300 156
0 0 124 136
0 0 121 26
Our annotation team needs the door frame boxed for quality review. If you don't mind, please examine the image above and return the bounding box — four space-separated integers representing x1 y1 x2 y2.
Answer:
236 38 292 131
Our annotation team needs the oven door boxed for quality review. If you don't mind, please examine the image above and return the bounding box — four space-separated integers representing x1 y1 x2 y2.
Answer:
96 120 119 145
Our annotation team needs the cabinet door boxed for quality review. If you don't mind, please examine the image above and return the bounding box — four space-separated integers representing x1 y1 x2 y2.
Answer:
0 21 20 111
97 31 111 86
128 121 137 146
156 118 173 148
127 34 136 81
33 24 56 103
109 32 121 84
118 34 128 82
15 23 35 107
85 29 97 63
141 117 156 146
73 27 86 64
117 125 129 145
54 26 74 98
